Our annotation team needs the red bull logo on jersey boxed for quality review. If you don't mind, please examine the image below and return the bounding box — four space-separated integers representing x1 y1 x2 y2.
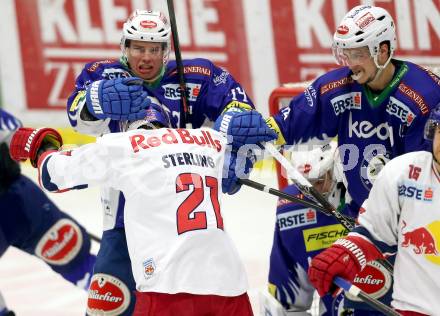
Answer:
87 273 130 316
34 219 83 265
400 220 440 265
130 129 223 153
402 223 439 256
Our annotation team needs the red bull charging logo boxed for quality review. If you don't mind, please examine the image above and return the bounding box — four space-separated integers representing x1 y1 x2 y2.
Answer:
401 220 440 264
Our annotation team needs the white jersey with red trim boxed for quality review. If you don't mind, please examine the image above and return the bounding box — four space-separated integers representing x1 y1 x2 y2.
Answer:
355 151 440 314
38 128 248 296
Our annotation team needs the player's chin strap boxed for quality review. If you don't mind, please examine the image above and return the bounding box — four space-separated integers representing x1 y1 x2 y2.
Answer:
263 142 395 274
367 53 393 84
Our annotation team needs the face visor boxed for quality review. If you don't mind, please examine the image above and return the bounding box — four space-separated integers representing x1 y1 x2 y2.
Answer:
424 119 440 141
332 45 372 66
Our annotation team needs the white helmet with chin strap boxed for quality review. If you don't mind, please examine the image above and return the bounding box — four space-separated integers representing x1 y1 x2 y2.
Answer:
291 142 337 181
291 141 341 198
333 5 396 71
121 10 172 65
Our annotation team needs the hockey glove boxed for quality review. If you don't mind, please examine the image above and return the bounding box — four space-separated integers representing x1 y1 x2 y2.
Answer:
9 127 63 167
86 77 151 121
308 236 384 297
214 109 277 150
222 146 256 195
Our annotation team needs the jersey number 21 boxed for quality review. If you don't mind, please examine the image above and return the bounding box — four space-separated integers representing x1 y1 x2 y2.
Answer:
176 173 223 235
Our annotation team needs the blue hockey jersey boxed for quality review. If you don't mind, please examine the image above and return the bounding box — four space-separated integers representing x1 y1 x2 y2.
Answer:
66 58 254 229
271 60 440 215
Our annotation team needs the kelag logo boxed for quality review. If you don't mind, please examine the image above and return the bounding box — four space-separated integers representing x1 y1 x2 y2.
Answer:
348 112 394 145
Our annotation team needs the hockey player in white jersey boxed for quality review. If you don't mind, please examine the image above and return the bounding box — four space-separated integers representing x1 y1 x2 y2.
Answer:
8 104 253 316
308 104 440 315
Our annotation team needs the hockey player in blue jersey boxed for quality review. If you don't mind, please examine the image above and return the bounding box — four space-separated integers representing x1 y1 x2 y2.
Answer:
262 143 394 315
263 4 440 217
261 142 350 315
67 9 275 315
221 4 440 315
0 108 96 315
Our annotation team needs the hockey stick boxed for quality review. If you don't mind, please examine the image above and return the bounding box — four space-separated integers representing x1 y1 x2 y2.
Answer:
239 178 354 222
264 142 395 274
264 142 355 228
334 277 401 316
88 232 101 243
166 0 192 128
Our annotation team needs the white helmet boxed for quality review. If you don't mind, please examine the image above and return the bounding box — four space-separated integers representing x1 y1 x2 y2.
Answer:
121 10 172 64
120 96 172 131
291 142 337 181
333 5 396 69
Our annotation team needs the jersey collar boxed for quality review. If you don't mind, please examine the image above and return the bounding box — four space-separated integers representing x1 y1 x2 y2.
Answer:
362 60 408 108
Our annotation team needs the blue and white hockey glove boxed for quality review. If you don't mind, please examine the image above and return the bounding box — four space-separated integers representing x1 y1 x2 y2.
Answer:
214 109 277 150
222 146 256 195
86 77 151 121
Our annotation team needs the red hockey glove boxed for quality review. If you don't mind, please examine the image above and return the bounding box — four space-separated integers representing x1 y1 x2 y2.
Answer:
308 236 383 297
9 127 63 167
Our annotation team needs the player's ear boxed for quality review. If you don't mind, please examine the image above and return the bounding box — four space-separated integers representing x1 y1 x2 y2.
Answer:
379 42 390 57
